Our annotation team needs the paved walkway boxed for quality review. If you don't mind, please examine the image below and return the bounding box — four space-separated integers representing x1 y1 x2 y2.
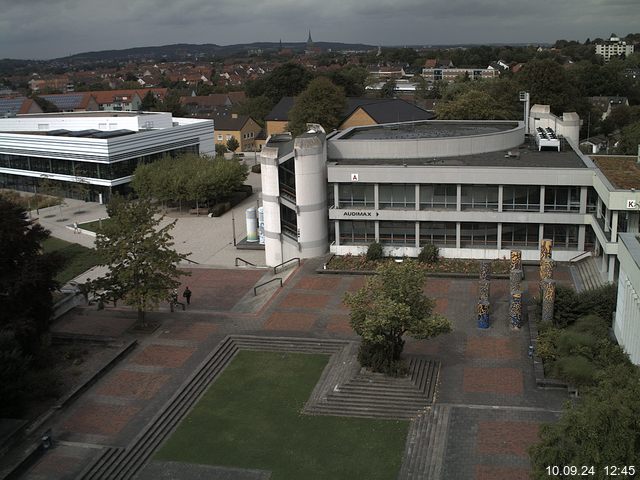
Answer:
13 259 575 480
32 171 266 287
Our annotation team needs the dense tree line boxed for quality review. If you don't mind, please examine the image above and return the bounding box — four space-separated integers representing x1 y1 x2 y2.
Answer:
131 154 248 210
0 197 61 416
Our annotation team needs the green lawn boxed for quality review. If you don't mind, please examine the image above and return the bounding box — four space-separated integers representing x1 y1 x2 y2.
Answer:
42 237 102 284
77 218 112 233
156 350 409 480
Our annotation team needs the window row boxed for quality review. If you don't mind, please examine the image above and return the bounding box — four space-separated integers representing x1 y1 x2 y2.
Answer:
335 183 592 213
0 145 199 180
337 221 580 249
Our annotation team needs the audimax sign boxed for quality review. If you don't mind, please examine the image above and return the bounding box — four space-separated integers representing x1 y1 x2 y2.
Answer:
342 210 379 217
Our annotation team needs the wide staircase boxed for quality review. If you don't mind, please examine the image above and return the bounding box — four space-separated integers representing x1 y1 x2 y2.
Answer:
78 336 348 480
571 256 607 292
397 404 452 480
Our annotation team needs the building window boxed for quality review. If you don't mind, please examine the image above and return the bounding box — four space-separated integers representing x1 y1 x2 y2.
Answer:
461 185 498 210
543 224 578 249
379 221 416 245
460 223 498 247
339 220 375 244
544 186 580 212
278 158 296 200
587 187 598 214
379 184 415 209
502 185 540 211
217 134 223 141
501 223 539 247
226 134 232 141
420 184 456 210
419 222 456 246
281 205 297 239
338 183 374 208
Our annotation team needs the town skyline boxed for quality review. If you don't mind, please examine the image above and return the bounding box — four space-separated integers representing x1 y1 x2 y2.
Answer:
1 0 638 60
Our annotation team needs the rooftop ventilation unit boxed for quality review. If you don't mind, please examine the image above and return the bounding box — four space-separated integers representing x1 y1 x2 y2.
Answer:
535 126 560 151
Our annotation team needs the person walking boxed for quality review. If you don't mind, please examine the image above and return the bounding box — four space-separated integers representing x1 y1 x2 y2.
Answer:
171 288 185 311
183 287 192 305
73 222 80 234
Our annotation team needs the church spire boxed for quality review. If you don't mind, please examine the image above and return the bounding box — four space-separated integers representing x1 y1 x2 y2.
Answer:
307 30 313 45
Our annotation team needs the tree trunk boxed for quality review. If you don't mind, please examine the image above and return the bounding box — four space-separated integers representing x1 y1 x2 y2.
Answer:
138 307 146 327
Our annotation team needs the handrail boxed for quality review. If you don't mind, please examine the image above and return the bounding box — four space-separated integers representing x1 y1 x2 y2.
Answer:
235 257 257 267
569 251 592 263
254 277 283 295
273 257 300 274
181 255 199 265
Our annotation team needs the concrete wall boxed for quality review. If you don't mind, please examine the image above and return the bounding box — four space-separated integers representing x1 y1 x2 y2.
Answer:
529 105 580 145
615 233 640 365
329 121 524 160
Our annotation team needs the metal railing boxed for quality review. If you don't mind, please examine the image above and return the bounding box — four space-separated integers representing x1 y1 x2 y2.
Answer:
235 257 257 267
273 257 300 274
254 277 283 296
569 251 593 263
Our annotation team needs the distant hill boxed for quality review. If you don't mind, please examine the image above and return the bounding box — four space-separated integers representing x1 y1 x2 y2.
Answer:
50 41 377 63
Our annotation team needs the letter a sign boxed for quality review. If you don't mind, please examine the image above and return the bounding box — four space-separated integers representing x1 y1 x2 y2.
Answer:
351 173 359 182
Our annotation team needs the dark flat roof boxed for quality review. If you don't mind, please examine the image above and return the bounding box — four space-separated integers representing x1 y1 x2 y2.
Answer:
330 143 587 169
339 121 518 140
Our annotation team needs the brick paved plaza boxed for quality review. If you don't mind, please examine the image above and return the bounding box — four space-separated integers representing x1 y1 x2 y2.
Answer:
19 259 573 480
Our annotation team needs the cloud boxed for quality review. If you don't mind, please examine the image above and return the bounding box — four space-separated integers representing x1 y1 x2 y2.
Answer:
0 0 638 59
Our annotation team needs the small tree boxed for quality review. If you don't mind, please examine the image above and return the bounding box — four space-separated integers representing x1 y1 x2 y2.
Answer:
287 77 347 135
226 136 240 153
215 143 227 157
344 261 452 375
94 197 190 326
418 244 439 264
366 241 384 261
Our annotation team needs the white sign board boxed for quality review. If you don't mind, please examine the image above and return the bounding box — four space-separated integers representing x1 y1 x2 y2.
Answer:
351 173 359 182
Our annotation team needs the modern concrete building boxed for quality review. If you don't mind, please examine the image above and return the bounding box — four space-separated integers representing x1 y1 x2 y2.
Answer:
615 233 640 365
595 34 635 62
0 111 214 202
259 106 640 288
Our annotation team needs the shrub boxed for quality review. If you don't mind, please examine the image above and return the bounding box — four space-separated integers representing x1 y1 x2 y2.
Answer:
251 164 261 174
366 242 384 261
210 202 231 217
555 330 598 359
552 355 596 386
418 244 439 263
569 314 609 338
553 284 617 328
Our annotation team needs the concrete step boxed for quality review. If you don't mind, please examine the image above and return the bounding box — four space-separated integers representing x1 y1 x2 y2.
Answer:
424 405 452 480
573 257 605 292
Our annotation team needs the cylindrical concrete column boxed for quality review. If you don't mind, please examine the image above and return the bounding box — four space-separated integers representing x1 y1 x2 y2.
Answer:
260 146 283 266
294 134 328 259
245 207 258 242
540 257 554 281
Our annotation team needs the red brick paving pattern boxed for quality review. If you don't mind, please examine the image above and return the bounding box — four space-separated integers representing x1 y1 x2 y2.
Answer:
345 276 368 292
434 298 448 315
131 344 196 368
466 337 519 359
177 268 263 310
280 292 330 309
159 321 219 342
264 311 318 331
63 402 140 437
296 276 340 291
463 367 524 395
424 278 451 296
95 370 170 399
476 421 540 457
325 314 354 334
476 465 531 480
404 339 440 355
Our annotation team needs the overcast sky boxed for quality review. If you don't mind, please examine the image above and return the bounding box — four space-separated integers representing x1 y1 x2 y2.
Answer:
1 0 639 60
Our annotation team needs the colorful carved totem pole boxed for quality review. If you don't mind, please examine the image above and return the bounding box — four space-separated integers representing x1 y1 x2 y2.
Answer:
510 291 523 328
477 300 490 329
541 279 556 322
479 261 491 281
510 250 522 279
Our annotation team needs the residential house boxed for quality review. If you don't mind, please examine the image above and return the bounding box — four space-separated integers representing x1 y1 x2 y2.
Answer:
214 113 262 152
589 96 630 120
38 93 99 112
0 97 43 116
